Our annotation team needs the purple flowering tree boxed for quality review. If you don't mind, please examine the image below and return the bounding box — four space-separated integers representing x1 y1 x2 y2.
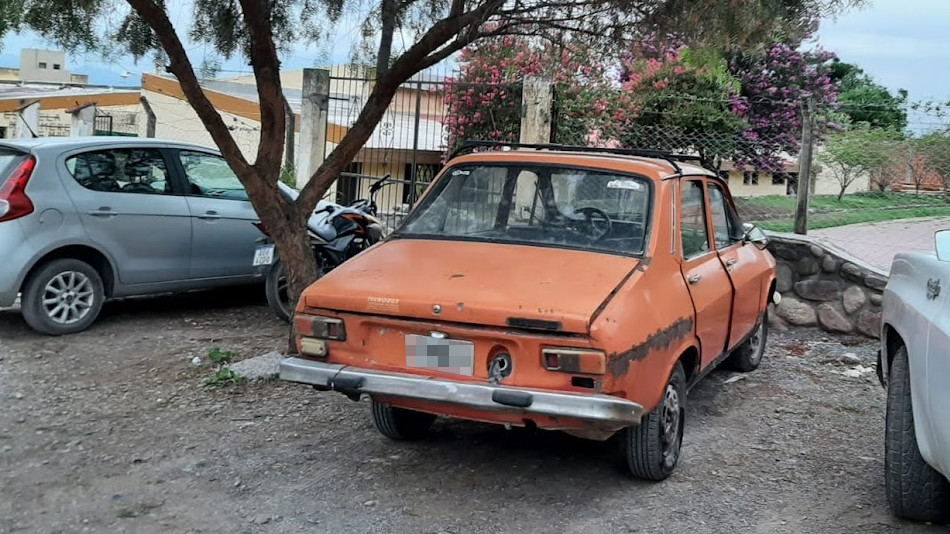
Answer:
728 42 841 172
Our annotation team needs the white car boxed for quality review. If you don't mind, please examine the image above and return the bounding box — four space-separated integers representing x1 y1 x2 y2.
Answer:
878 229 950 523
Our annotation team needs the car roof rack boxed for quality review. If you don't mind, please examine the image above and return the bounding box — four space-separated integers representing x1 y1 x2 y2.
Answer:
447 140 712 175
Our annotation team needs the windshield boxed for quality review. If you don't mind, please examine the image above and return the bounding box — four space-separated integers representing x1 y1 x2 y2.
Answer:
396 163 652 256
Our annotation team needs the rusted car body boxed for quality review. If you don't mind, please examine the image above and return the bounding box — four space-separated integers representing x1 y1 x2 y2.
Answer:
280 144 777 479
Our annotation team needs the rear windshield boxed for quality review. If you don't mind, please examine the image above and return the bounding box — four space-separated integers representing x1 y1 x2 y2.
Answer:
395 163 653 256
0 150 27 186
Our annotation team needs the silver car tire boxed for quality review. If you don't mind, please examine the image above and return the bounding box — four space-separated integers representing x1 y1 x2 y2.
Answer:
21 259 105 336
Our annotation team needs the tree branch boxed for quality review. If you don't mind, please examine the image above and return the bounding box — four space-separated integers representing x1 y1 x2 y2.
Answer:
125 0 251 176
236 0 287 176
295 0 506 214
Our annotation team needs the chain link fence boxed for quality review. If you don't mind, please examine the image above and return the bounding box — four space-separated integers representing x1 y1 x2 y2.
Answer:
552 87 950 239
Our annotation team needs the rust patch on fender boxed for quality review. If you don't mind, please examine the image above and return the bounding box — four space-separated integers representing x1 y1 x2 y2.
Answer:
607 316 694 376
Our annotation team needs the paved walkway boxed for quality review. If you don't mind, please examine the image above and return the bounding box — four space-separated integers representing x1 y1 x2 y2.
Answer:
810 216 950 274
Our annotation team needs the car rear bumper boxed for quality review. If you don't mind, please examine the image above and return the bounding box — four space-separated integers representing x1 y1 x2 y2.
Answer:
279 357 645 431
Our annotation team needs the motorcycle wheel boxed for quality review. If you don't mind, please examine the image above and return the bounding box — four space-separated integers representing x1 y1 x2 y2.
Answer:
265 259 293 323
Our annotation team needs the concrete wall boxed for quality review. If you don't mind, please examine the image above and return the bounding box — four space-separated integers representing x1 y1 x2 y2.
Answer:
19 49 71 84
767 233 886 339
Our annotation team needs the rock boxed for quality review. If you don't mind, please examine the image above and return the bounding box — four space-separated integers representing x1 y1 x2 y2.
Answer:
363 500 378 507
839 353 862 365
252 515 271 525
776 297 817 326
13 392 23 400
776 263 794 293
191 356 202 367
228 351 285 381
842 286 867 315
821 254 839 273
817 304 853 334
840 262 865 284
797 256 821 276
769 242 803 262
869 292 883 306
795 280 841 301
810 244 825 257
864 273 888 291
857 310 883 339
768 313 790 332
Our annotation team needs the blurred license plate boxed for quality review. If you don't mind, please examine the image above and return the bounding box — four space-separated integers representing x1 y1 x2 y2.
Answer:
252 244 275 266
406 334 474 376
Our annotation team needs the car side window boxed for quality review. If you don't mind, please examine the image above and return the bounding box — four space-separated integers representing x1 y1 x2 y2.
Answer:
708 182 744 246
179 151 248 201
66 148 172 194
681 180 711 259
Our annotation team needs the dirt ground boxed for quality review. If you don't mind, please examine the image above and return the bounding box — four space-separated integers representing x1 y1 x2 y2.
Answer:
1 288 948 534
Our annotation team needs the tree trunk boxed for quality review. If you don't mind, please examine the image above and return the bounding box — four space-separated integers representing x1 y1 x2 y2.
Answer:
376 0 398 76
837 185 846 202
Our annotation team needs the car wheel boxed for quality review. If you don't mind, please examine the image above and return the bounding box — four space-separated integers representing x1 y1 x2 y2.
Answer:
885 346 950 523
21 259 104 336
370 398 436 441
723 311 769 372
265 259 292 323
624 362 686 481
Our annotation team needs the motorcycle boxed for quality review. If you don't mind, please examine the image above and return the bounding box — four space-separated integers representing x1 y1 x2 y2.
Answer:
252 174 394 322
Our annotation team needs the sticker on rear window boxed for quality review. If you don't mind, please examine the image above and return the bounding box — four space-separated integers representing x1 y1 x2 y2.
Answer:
451 169 470 176
607 179 642 190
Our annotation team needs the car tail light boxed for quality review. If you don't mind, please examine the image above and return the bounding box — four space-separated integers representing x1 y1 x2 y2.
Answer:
0 156 36 223
542 348 606 375
294 315 346 341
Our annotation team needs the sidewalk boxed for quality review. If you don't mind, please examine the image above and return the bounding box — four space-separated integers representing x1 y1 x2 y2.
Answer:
810 216 949 274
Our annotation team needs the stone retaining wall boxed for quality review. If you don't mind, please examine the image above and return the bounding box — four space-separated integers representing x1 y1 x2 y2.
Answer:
766 233 886 339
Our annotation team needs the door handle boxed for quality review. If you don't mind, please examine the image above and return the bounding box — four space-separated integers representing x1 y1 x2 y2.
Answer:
725 258 738 271
88 207 116 217
198 211 221 220
688 274 702 285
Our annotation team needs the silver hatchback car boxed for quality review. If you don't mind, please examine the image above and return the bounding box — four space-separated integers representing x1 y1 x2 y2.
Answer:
0 136 269 335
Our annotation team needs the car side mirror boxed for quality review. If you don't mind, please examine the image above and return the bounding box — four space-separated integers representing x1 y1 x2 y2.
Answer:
743 222 769 250
935 229 950 261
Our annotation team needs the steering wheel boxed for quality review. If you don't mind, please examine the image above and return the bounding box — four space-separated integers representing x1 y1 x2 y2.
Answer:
574 207 613 241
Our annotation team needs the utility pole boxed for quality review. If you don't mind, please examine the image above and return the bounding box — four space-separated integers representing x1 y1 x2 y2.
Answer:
794 97 815 235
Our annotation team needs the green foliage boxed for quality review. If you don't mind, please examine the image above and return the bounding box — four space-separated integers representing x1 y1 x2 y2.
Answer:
818 124 905 197
204 367 243 387
280 165 297 188
208 347 235 365
917 131 950 189
830 59 908 131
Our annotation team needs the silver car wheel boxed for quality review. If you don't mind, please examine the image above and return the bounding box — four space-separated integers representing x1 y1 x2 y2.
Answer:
661 384 682 468
42 271 95 325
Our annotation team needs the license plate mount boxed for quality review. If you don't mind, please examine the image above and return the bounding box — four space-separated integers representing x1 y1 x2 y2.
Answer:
405 334 474 376
252 244 275 266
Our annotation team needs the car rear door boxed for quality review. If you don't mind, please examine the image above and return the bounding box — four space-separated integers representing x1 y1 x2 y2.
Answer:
924 262 950 475
60 145 192 284
678 178 734 367
171 149 261 279
707 181 764 350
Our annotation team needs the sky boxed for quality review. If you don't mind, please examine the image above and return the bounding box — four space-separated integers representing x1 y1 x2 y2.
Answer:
1 0 949 102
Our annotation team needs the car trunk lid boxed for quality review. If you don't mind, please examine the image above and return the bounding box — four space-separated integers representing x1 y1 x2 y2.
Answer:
302 238 638 334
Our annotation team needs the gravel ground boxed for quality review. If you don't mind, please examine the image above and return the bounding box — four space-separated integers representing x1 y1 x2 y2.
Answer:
1 288 948 534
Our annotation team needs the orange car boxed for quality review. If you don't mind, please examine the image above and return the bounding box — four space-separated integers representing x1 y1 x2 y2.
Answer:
279 143 778 480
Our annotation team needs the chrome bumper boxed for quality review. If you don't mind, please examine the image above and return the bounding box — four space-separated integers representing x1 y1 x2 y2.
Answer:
279 357 645 430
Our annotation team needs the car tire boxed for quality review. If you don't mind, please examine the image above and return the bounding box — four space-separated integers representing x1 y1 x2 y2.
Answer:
624 362 686 481
265 259 292 323
370 398 436 441
21 259 105 336
723 312 769 372
885 346 950 523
